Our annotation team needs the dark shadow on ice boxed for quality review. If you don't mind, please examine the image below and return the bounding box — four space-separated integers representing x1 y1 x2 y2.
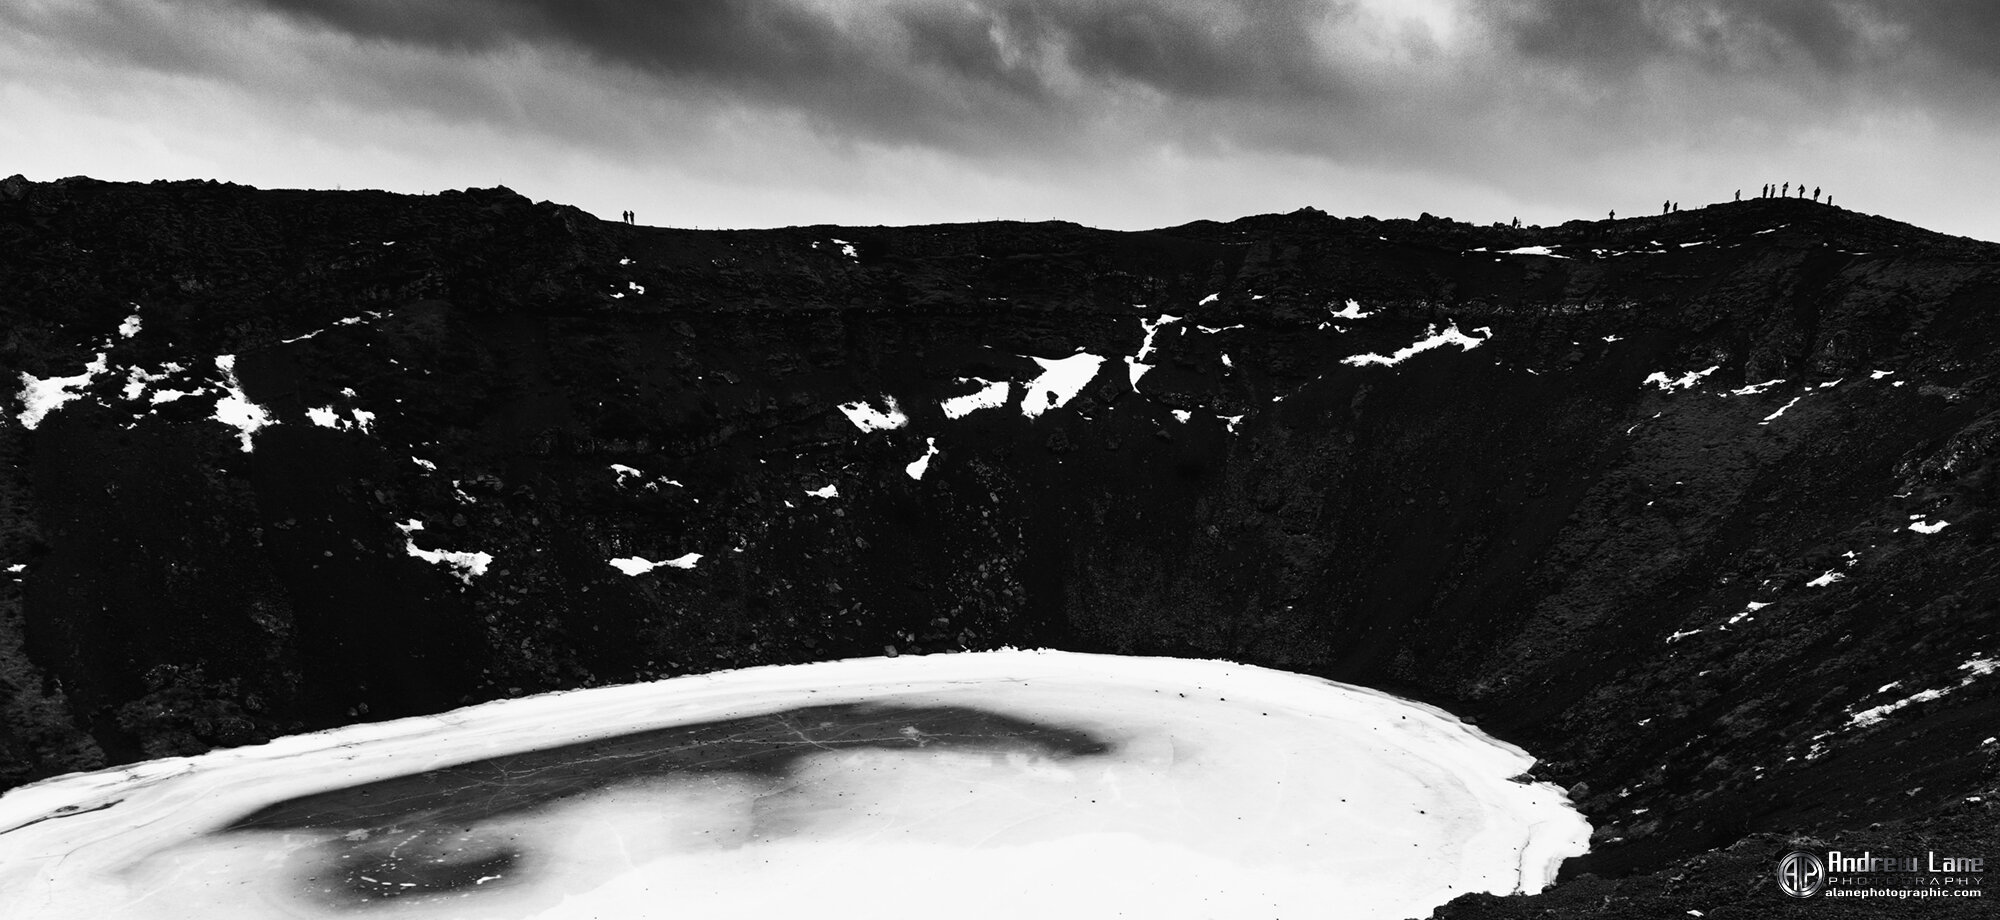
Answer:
209 701 1115 907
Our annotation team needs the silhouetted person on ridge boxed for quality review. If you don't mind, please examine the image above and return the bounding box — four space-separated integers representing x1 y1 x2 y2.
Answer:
1813 186 1821 201
1782 182 1789 197
1609 210 1616 220
1735 189 1741 201
1663 200 1670 215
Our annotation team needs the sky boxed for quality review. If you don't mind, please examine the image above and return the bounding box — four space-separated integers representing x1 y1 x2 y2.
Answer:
4 0 1998 240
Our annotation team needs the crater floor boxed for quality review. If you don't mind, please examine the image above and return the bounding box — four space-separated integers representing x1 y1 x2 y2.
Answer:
0 650 1587 919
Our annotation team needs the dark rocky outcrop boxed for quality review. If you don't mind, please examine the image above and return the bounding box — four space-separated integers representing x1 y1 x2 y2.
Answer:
1 176 1995 916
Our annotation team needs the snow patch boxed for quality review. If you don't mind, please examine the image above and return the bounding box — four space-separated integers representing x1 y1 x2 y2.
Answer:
1134 314 1182 362
1643 366 1719 392
1500 246 1567 258
406 540 493 584
15 353 110 430
906 437 939 480
1328 299 1371 320
1020 353 1104 418
1806 570 1845 588
117 314 142 339
608 553 702 576
1340 323 1489 368
836 397 908 432
1849 657 2000 728
1728 379 1785 397
806 485 839 499
210 355 275 452
940 379 1009 419
1909 520 1950 535
1759 396 1803 425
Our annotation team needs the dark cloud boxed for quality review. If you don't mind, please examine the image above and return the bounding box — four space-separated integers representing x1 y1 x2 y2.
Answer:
185 0 1371 151
1488 0 2000 82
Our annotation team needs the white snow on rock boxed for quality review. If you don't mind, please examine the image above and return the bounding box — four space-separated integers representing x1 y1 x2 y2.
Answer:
405 539 492 584
1728 379 1785 397
1806 569 1845 588
1020 353 1104 418
1329 299 1372 320
119 364 184 402
610 464 645 486
1870 369 1894 380
940 378 1010 419
210 356 276 452
1848 657 1999 728
1341 323 1489 368
412 456 438 471
5 563 24 573
16 353 110 429
1909 520 1950 534
1218 413 1245 433
1134 314 1182 362
608 553 704 576
906 437 939 480
806 485 839 499
830 239 859 260
1759 396 1803 425
1500 246 1567 258
1198 292 1219 305
0 650 1589 920
836 397 908 432
1642 366 1719 392
117 313 142 339
1220 353 1234 369
1171 409 1192 424
304 405 377 433
1124 357 1152 391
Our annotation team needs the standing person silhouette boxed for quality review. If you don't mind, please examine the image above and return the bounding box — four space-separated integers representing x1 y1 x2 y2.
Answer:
1609 210 1616 220
1782 182 1789 197
1663 200 1670 215
1735 189 1741 201
1813 186 1821 202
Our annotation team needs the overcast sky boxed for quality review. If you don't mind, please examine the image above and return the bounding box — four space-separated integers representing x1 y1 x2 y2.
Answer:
5 1 1997 240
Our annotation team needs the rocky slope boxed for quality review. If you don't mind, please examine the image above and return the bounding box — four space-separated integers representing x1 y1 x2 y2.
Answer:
2 175 1995 916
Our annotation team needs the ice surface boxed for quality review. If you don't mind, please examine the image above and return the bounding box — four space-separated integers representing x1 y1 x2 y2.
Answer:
0 651 1588 920
835 397 908 432
1019 353 1104 418
1341 323 1488 368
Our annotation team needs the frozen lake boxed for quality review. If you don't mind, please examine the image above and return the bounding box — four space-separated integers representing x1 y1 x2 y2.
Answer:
0 651 1589 919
